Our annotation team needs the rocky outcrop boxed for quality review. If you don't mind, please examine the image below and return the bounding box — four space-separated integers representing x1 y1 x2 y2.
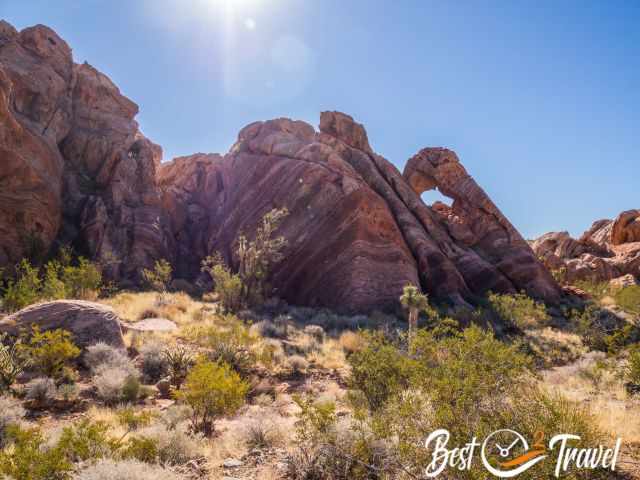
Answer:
532 211 640 284
403 148 560 301
0 300 125 349
1 22 561 312
0 21 170 283
159 112 560 310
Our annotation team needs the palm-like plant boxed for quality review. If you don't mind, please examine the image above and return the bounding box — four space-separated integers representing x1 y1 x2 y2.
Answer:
400 284 429 336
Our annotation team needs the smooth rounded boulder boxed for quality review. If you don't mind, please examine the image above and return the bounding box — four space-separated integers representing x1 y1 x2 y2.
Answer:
0 300 125 349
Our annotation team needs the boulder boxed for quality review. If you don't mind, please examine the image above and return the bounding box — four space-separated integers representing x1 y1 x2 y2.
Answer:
0 300 125 349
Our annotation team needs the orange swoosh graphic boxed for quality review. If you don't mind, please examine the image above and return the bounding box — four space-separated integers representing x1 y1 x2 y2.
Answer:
499 449 546 468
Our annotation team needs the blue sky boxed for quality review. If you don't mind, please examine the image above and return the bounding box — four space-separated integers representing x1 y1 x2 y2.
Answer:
2 0 638 239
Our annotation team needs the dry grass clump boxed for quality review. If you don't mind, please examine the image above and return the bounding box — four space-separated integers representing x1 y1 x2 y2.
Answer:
541 352 640 443
338 330 367 354
102 292 207 330
524 327 586 367
307 339 348 372
75 459 184 480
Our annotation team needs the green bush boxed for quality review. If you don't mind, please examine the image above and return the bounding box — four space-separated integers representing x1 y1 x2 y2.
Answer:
0 425 73 480
1 252 102 312
614 285 640 315
18 326 80 379
61 257 102 300
347 333 411 411
120 436 159 463
2 259 41 312
200 254 245 312
57 419 115 463
627 347 640 389
176 359 248 435
488 291 550 329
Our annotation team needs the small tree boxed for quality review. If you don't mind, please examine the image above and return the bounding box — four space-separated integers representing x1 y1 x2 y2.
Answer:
142 259 172 293
176 359 248 436
399 284 429 337
201 208 288 311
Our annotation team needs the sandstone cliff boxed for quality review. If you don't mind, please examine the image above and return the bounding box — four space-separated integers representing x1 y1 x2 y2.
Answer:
0 22 560 311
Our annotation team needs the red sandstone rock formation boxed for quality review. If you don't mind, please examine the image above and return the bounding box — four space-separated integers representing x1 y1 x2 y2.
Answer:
159 112 560 310
532 211 640 284
0 22 561 312
0 21 171 282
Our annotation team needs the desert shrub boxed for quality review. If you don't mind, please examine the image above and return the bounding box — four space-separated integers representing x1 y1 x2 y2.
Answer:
163 345 195 389
141 259 172 294
41 260 68 300
25 377 57 405
94 366 135 404
18 326 80 379
116 408 155 434
58 383 79 402
293 332 321 355
369 327 607 479
139 341 168 383
201 208 289 311
176 359 248 435
57 419 115 463
121 375 141 403
250 319 289 339
60 257 102 300
74 459 183 480
244 419 283 449
0 332 30 392
161 404 193 430
303 324 325 342
575 279 612 302
615 284 640 315
187 322 256 376
0 425 72 480
200 258 244 312
288 396 391 480
487 291 550 329
338 331 367 354
0 395 25 447
120 436 159 463
347 334 411 411
2 259 41 312
85 343 132 373
627 347 640 391
137 422 203 466
287 354 309 375
573 304 639 353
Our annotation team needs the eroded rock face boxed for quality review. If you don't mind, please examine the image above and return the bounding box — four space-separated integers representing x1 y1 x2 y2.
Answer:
0 22 561 312
532 211 640 284
159 112 560 310
0 21 170 282
403 147 560 302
